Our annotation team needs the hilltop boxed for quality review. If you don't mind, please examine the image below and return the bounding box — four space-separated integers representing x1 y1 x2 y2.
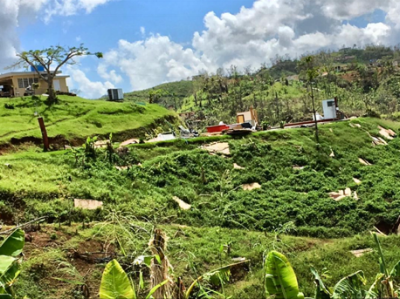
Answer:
0 95 178 151
126 45 400 129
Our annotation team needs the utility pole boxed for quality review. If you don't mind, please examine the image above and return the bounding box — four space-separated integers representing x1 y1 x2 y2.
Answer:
310 82 319 143
37 117 49 151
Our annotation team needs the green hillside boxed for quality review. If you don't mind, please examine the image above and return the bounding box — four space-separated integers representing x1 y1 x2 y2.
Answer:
125 46 400 129
1 116 400 297
0 95 178 149
124 80 194 104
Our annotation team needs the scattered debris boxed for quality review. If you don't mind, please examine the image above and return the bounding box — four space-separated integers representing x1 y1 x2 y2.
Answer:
329 188 358 201
379 126 396 140
353 191 359 201
329 192 346 201
242 183 261 191
371 136 387 146
115 165 130 171
391 215 400 235
74 199 103 210
4 163 11 168
120 138 139 147
231 257 247 262
293 165 305 170
355 124 361 128
201 142 230 156
329 128 333 133
94 140 108 149
359 158 372 166
350 248 373 258
330 147 335 157
372 226 387 236
353 178 362 185
172 196 191 210
233 163 245 170
349 123 361 128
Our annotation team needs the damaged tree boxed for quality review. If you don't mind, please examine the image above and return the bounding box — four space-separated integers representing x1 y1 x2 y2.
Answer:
9 44 102 105
149 229 175 299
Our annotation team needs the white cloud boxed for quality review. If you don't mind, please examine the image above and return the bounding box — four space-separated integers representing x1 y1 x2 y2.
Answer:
98 35 214 90
96 0 400 92
3 0 400 96
67 65 114 99
43 0 114 23
140 26 146 37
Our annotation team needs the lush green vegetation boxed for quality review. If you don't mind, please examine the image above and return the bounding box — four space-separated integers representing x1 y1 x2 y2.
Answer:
0 118 399 237
0 95 177 147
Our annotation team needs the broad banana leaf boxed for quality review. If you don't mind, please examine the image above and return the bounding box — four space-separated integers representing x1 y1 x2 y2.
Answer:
332 270 367 299
366 273 384 299
99 259 135 299
0 257 16 276
310 267 331 299
265 251 304 299
0 230 25 257
0 260 21 287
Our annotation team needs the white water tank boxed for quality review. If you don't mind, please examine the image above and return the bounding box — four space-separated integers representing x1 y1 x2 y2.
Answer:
322 99 337 119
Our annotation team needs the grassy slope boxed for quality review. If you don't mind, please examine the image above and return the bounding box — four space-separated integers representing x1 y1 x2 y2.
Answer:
124 80 194 102
0 95 176 145
1 117 399 234
1 117 400 297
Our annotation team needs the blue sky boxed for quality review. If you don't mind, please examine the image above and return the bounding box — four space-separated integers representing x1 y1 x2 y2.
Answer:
2 0 399 98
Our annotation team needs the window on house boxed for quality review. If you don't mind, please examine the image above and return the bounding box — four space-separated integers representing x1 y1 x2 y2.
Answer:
327 101 334 107
17 78 39 88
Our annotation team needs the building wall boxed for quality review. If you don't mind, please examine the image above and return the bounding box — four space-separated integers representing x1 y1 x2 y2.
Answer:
10 74 69 96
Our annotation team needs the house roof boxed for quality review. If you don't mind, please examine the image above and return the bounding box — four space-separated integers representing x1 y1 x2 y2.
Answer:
0 71 69 80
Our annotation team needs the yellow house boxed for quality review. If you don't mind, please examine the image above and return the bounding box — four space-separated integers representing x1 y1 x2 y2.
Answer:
0 71 69 97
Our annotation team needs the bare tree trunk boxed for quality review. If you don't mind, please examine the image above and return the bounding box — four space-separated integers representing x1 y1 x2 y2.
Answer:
47 78 57 104
149 229 174 299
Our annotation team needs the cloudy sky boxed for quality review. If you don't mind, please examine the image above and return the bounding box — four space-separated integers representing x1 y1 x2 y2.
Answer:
1 0 400 98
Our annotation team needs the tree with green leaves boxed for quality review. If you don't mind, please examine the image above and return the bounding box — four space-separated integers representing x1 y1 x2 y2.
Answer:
299 55 320 142
10 45 103 104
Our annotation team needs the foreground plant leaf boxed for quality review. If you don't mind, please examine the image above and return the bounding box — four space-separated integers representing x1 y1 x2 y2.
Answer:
99 259 135 299
265 250 304 299
0 229 25 257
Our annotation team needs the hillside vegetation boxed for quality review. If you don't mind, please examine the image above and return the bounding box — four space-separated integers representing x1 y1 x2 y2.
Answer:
126 46 400 129
1 117 399 236
1 117 400 298
0 95 177 150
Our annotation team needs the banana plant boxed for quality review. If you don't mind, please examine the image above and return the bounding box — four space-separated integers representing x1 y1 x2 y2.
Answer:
264 250 304 299
99 259 167 299
0 229 25 298
369 233 400 298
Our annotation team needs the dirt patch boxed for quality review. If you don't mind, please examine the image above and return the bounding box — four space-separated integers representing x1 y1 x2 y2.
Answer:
120 138 139 147
350 248 373 258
